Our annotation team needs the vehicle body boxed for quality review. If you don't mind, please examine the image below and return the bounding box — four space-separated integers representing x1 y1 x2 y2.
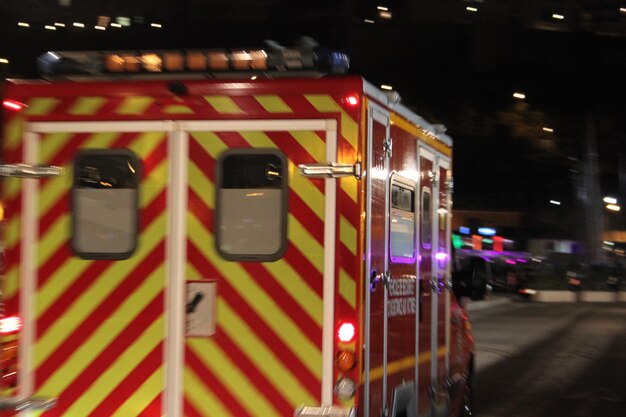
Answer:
1 47 476 417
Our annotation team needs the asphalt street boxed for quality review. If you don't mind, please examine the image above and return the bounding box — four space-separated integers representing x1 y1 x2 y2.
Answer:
466 298 626 417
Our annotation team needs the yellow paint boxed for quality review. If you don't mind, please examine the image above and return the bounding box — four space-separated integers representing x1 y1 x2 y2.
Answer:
4 215 20 252
254 95 293 113
110 367 163 417
5 118 24 151
340 177 358 204
285 213 324 273
164 105 195 114
368 347 448 383
187 215 322 376
36 270 164 394
304 95 358 148
34 215 166 364
190 132 229 158
3 267 19 301
288 131 325 161
25 97 60 116
3 177 21 203
203 96 243 114
188 338 282 417
218 299 320 405
339 215 357 256
116 97 155 115
390 114 452 157
288 161 325 220
185 367 236 417
68 97 106 115
50 317 164 416
339 268 357 309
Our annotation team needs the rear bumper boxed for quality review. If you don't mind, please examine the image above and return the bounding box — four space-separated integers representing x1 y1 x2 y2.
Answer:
294 405 356 417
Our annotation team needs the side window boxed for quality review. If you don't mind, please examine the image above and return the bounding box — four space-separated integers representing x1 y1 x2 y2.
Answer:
421 188 432 249
215 149 288 262
72 149 141 260
390 177 416 263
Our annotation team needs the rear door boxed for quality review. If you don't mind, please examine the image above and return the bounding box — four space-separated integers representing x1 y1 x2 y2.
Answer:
179 119 334 417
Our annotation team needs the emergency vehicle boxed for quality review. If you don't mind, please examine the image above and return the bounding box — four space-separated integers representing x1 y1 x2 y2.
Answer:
0 43 479 417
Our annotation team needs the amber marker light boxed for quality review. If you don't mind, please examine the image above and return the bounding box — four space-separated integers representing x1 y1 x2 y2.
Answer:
335 351 356 371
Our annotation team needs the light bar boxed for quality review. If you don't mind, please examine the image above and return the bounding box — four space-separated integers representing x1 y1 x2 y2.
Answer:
37 45 350 78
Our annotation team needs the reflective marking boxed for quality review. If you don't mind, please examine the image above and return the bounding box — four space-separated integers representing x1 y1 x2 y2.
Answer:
117 97 154 115
391 114 452 157
255 95 293 113
25 98 60 116
339 268 356 309
341 176 358 204
164 105 194 114
286 213 324 273
68 97 106 115
203 96 243 114
289 131 325 161
304 95 358 148
5 118 24 150
111 367 163 417
340 215 357 256
219 299 320 404
189 338 281 417
368 347 447 382
184 367 235 417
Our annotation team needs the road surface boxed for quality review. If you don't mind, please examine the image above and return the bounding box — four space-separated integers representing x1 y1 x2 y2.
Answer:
466 298 626 417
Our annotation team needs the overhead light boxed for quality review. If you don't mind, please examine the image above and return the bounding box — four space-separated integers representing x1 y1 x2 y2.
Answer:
542 127 554 133
381 84 393 90
552 14 565 20
95 25 106 30
466 7 478 12
606 204 621 212
620 8 626 14
110 22 122 28
0 58 8 64
513 92 526 99
378 11 392 19
18 22 30 27
150 23 162 28
603 196 618 205
54 22 66 27
73 22 85 28
377 6 388 11
44 25 56 30
364 19 375 24
549 200 561 205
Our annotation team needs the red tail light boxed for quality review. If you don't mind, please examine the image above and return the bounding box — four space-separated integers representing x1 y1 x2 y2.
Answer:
0 316 23 335
2 99 27 112
337 321 356 343
342 94 360 107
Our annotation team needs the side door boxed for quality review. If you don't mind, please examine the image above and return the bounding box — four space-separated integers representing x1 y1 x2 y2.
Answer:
364 104 391 417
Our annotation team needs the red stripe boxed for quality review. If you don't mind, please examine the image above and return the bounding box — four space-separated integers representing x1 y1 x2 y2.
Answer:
214 132 254 148
35 240 165 386
183 397 205 417
188 139 215 179
185 346 253 417
338 187 359 229
2 142 24 164
39 191 69 238
230 96 267 114
281 94 322 114
48 297 163 416
288 191 324 245
137 392 163 417
187 242 321 398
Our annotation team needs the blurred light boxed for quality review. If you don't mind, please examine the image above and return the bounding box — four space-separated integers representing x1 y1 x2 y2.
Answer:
2 100 27 111
44 25 56 30
97 16 111 26
364 19 375 24
110 23 122 28
381 84 393 90
606 204 621 212
343 94 360 107
18 22 30 27
519 289 537 295
505 259 516 265
466 7 478 12
620 8 626 14
95 25 106 31
603 196 617 204
116 16 131 26
549 200 561 205
603 241 615 246
73 22 85 28
478 227 496 236
151 23 162 28
0 58 8 64
377 6 388 11
250 75 258 80
337 322 356 343
435 252 448 261
459 226 470 235
513 92 526 99
54 22 66 27
379 11 392 19
0 316 22 335
552 14 565 20
542 127 554 133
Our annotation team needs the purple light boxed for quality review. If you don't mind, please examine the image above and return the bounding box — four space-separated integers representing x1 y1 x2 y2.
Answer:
516 258 528 263
505 259 516 265
435 252 448 261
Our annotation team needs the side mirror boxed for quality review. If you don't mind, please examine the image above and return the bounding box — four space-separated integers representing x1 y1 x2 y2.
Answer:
452 256 491 302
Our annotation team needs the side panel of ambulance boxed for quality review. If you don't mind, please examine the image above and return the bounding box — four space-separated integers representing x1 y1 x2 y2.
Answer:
1 77 365 416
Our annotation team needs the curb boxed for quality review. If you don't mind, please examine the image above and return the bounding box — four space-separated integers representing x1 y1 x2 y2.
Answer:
529 290 626 302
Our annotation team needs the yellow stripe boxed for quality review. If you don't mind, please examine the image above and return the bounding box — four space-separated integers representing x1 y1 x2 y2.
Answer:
68 97 106 115
340 176 358 204
188 215 321 377
218 299 319 406
369 347 448 382
188 338 281 417
5 118 24 151
340 215 357 256
25 98 60 116
53 318 164 415
203 96 243 114
3 267 19 301
339 268 356 309
304 95 358 148
390 114 452 157
289 161 325 219
36 265 165 393
34 214 166 366
39 132 74 168
289 131 325 161
116 96 155 115
4 215 20 252
164 105 194 114
111 368 163 417
185 367 235 417
286 213 324 273
254 95 293 113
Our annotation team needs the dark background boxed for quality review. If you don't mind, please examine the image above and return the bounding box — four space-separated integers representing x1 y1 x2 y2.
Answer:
2 0 626 241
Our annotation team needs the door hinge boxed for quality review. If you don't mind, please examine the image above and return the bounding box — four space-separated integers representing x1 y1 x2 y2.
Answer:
0 163 63 179
298 162 361 179
383 137 393 158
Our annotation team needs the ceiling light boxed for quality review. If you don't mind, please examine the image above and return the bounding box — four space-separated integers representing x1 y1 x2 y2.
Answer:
0 58 9 64
44 25 56 30
150 23 162 28
381 84 393 90
552 14 564 20
73 22 85 28
110 23 122 28
18 22 30 27
542 127 554 133
513 92 526 99
466 7 478 12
